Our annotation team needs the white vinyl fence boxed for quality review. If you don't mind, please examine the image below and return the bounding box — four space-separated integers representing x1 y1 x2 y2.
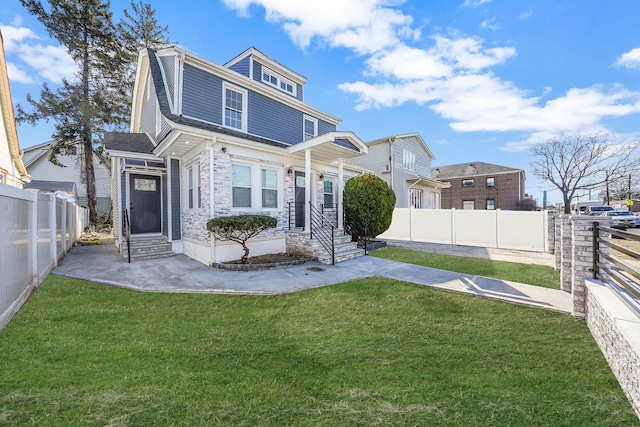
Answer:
0 185 88 331
379 208 549 252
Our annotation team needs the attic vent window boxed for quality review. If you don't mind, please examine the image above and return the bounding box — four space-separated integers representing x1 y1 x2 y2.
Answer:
462 179 475 187
261 66 296 96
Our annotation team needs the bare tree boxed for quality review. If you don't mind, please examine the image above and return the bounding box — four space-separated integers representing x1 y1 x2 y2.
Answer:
530 133 640 214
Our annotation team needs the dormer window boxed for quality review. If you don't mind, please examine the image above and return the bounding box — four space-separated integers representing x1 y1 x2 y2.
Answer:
262 66 296 96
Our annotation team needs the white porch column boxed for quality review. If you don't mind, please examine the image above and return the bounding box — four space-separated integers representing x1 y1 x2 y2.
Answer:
338 158 344 229
305 149 311 231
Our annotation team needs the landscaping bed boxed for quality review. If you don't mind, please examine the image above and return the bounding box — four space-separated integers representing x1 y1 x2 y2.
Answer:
211 253 317 271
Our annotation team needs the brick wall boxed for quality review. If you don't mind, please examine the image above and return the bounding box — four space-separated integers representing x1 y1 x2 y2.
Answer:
440 171 523 210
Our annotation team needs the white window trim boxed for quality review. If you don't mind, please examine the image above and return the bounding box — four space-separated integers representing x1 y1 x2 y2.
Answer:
185 162 202 210
261 66 297 97
402 149 416 172
222 82 248 132
231 162 282 211
303 115 318 141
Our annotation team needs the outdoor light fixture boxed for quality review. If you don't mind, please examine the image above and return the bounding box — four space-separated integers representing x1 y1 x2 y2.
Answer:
221 146 227 153
319 173 324 181
287 167 293 177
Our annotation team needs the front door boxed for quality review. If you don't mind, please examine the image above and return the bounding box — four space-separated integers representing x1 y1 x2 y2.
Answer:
129 174 161 234
294 171 305 228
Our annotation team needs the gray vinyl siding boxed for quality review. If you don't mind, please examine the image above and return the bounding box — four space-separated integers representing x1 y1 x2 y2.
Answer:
158 116 172 142
162 174 168 237
394 136 431 177
229 55 251 77
159 55 175 107
140 77 158 139
317 119 337 136
252 61 262 83
181 62 328 145
120 174 127 235
295 83 303 102
170 159 181 240
247 91 303 145
77 196 112 222
182 63 223 125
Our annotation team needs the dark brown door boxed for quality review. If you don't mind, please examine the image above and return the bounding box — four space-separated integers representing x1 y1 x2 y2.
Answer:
129 174 161 234
294 171 305 228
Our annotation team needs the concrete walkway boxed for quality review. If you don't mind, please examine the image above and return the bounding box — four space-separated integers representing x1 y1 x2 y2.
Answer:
52 240 571 313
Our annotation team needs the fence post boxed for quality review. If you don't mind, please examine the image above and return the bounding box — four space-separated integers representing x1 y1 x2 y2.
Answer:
495 209 501 249
30 191 38 285
559 215 573 292
49 194 57 267
569 217 609 319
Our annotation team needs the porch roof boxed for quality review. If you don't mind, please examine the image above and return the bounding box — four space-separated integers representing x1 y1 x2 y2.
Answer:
406 176 451 189
287 131 368 163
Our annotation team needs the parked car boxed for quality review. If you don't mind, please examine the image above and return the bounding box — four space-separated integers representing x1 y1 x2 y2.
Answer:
600 211 640 229
585 205 614 215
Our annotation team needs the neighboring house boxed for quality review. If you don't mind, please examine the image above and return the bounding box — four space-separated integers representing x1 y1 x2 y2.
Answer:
0 29 30 187
24 179 78 202
349 133 449 209
432 161 526 210
23 141 112 222
105 46 369 264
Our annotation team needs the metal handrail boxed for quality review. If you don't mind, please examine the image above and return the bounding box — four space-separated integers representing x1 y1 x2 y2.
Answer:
320 203 338 227
593 222 640 316
123 208 131 263
309 201 335 265
287 202 305 230
343 204 370 256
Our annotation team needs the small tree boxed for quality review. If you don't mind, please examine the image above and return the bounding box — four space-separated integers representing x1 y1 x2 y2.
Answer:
343 173 396 243
207 215 277 263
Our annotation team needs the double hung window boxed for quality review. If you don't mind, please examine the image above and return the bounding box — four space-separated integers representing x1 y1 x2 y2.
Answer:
261 169 278 208
232 165 252 208
304 115 318 141
487 199 496 210
187 163 201 209
323 179 334 207
402 149 416 171
224 84 247 131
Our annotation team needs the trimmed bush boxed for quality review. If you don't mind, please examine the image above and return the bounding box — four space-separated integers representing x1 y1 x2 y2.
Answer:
343 173 396 242
207 215 278 263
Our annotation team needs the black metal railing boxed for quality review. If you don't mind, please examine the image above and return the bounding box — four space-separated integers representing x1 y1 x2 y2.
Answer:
123 208 131 263
309 201 335 265
593 222 640 316
287 202 305 230
343 205 370 256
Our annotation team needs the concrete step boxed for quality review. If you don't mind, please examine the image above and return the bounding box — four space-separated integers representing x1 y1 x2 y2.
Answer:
121 236 174 261
318 247 365 265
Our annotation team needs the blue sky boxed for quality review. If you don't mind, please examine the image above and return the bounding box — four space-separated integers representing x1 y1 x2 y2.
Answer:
1 0 639 206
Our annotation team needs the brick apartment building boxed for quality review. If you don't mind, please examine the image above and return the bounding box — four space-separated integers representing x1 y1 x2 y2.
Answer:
431 162 526 210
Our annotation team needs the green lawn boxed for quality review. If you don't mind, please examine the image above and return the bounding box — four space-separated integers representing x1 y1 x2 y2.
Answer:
1 275 636 426
372 246 560 289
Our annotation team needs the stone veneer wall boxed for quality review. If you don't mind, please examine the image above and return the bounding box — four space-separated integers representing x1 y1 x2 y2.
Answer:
586 281 640 418
555 216 640 417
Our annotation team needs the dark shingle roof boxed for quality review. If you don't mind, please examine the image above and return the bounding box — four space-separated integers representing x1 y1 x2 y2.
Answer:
103 132 155 154
24 180 77 193
432 161 522 179
146 48 289 150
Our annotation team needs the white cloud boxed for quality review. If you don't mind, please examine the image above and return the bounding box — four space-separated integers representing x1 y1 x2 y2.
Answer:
6 62 33 84
480 17 500 30
223 0 640 153
222 0 416 54
463 0 491 8
615 47 640 69
519 10 533 20
1 23 76 84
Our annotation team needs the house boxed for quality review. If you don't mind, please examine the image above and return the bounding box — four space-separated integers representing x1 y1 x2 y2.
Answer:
23 179 78 202
432 161 526 210
104 46 369 264
23 141 112 222
349 133 449 209
0 29 30 187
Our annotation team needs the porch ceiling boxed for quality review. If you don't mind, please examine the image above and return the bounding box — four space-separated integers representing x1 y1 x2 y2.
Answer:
153 130 212 158
287 131 368 163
